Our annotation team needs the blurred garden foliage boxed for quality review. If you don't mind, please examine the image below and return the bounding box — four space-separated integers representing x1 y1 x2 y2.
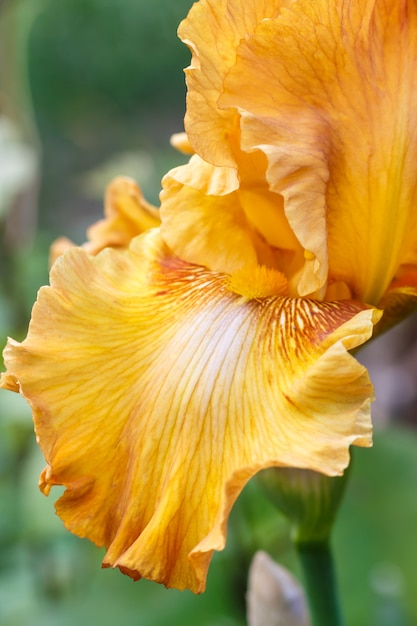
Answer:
28 0 192 236
1 1 417 625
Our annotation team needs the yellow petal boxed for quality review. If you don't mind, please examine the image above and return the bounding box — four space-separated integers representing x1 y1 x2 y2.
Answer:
49 177 160 265
179 0 290 167
233 149 306 287
161 155 304 286
1 229 379 592
163 153 239 196
86 176 160 252
160 156 258 274
221 0 417 303
170 132 194 155
239 109 329 298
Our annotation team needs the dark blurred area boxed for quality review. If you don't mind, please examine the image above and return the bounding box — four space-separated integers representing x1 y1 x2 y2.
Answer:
6 0 190 243
0 0 190 332
30 0 191 238
1 1 417 625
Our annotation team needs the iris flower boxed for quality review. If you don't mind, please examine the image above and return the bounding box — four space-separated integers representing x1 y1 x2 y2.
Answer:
2 0 417 594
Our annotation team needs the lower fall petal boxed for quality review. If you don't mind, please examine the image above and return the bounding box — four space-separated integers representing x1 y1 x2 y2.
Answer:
1 230 379 592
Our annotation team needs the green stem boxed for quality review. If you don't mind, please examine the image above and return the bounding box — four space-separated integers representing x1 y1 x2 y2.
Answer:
296 541 346 626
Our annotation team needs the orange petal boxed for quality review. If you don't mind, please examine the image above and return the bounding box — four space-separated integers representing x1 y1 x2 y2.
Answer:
1 229 379 592
50 177 160 265
86 176 160 253
161 155 304 285
160 156 259 274
222 0 417 303
179 0 290 167
163 153 239 196
170 132 194 155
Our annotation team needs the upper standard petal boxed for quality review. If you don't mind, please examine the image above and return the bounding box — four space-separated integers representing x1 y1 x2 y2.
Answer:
1 229 379 592
178 0 291 167
160 157 258 274
221 0 417 304
160 155 305 288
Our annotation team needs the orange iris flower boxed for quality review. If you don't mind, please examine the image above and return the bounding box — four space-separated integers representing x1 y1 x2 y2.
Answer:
2 0 417 593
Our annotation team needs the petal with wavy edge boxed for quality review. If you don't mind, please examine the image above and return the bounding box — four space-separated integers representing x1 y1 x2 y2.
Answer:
86 176 160 252
236 148 302 255
161 155 304 284
222 0 417 303
179 0 291 167
239 111 329 298
1 230 379 593
160 156 258 273
49 177 160 265
49 237 77 267
164 153 239 197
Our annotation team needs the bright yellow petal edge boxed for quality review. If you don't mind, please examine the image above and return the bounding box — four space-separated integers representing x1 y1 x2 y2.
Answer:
1 229 380 592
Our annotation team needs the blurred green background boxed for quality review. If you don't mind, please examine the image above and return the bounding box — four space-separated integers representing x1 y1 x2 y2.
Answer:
1 1 417 625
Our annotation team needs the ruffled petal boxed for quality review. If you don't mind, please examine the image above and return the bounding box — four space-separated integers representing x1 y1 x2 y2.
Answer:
160 156 259 273
164 153 239 196
179 0 290 167
86 176 160 252
221 0 417 303
161 155 304 286
238 111 329 298
49 177 160 265
1 230 379 592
